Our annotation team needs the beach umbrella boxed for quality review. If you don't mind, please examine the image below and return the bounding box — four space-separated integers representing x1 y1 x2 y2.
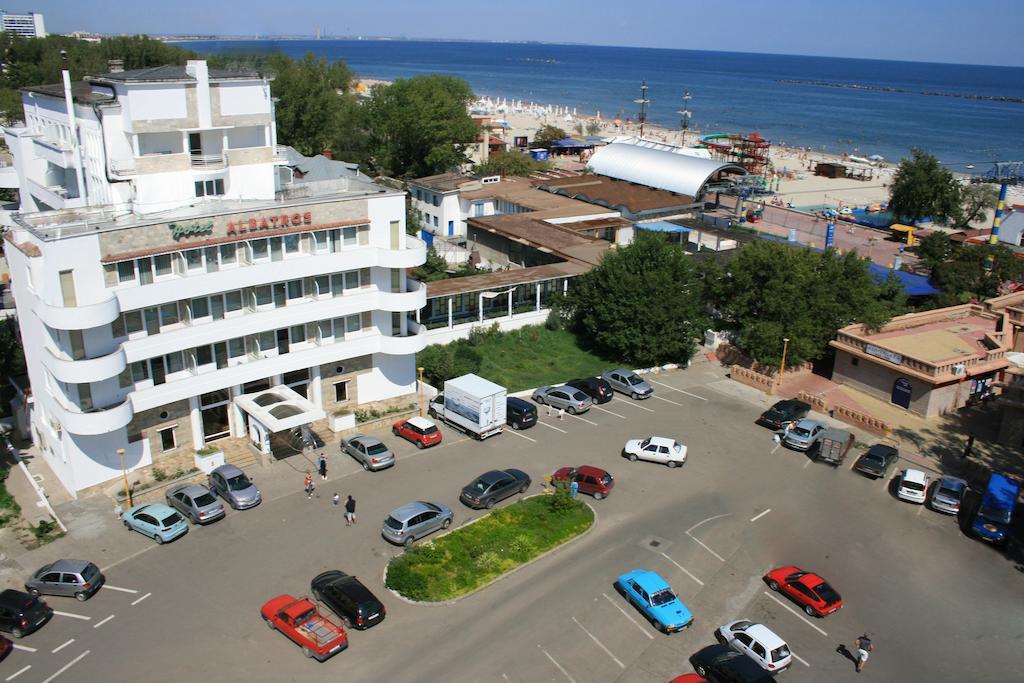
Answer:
868 154 884 161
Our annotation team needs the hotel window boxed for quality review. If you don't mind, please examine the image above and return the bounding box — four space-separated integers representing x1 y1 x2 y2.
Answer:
194 178 225 197
214 342 228 369
334 380 349 403
284 233 301 255
210 295 225 320
342 226 358 246
195 345 214 367
315 275 330 297
205 247 219 272
290 325 306 344
137 257 154 285
219 243 237 265
432 195 440 207
286 279 303 300
68 329 86 361
154 254 172 277
165 351 185 374
330 273 344 296
347 314 361 334
257 330 275 352
227 337 245 359
250 238 269 261
191 297 210 320
254 285 272 307
116 261 135 284
344 271 360 290
158 427 176 452
77 383 92 411
159 302 179 326
312 230 329 253
332 318 347 340
130 361 149 382
184 249 204 272
269 237 283 262
225 290 243 313
318 320 333 343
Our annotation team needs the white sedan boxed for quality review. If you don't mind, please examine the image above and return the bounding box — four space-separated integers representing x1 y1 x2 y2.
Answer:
622 436 687 467
717 619 792 673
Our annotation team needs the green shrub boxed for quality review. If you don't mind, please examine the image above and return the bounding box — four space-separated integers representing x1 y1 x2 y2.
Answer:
152 467 168 482
548 481 582 515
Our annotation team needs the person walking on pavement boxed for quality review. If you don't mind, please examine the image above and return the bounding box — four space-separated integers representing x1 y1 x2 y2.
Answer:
304 471 315 500
963 432 975 459
332 492 340 508
345 495 356 526
855 634 873 673
318 452 328 480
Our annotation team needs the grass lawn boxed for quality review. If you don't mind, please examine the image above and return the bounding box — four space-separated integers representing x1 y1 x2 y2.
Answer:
385 494 594 602
467 326 616 392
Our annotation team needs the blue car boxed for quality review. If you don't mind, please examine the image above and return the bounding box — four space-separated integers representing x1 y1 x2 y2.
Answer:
121 503 189 545
972 473 1019 545
615 569 693 633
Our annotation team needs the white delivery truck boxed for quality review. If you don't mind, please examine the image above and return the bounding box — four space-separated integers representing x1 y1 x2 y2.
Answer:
428 374 507 440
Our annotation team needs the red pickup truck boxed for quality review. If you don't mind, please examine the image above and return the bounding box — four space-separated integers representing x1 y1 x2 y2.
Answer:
261 594 348 662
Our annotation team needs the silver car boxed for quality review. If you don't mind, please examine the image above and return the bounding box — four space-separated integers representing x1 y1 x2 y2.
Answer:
207 464 262 510
602 368 653 399
25 559 105 602
165 483 225 524
341 435 395 471
532 386 593 414
929 476 967 514
382 501 454 547
782 419 827 451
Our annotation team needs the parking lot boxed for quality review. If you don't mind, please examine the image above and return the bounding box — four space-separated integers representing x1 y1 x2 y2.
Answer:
3 361 1020 682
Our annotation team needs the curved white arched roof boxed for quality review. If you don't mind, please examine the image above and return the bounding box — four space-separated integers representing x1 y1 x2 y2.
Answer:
588 143 746 198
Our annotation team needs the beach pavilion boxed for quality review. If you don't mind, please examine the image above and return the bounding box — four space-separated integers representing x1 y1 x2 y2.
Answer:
586 142 746 202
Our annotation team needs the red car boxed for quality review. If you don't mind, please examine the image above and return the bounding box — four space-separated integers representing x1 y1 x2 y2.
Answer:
764 566 843 617
552 465 614 500
261 594 348 662
392 416 442 449
0 634 11 663
669 676 707 683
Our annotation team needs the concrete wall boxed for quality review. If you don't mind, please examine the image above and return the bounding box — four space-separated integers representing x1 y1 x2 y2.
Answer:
832 350 962 418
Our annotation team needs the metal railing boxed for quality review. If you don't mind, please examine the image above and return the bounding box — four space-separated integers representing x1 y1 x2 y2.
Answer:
190 153 225 168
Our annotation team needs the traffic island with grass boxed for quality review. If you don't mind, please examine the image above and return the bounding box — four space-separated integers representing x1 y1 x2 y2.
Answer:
385 487 594 602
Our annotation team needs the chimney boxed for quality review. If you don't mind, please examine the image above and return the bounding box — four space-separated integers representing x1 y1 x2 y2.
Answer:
108 59 124 73
321 148 333 160
186 60 212 128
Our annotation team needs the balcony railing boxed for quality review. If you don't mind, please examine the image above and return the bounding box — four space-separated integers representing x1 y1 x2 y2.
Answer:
191 153 225 168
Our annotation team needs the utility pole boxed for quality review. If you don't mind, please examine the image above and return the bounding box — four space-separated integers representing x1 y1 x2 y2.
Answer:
634 80 649 139
677 90 692 145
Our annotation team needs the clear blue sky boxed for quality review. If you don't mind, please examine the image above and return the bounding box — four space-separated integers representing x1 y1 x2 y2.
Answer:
30 0 1024 67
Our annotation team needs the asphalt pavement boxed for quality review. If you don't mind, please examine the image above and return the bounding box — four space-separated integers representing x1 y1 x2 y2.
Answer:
1 362 1020 682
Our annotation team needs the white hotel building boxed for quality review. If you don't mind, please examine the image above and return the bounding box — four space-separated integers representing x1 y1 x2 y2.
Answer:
3 61 427 496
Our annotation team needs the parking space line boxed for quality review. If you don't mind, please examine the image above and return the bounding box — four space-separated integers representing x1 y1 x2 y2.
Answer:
100 544 157 573
591 405 626 419
612 397 655 413
537 421 569 434
568 413 598 426
40 650 89 683
750 509 771 523
11 644 36 653
685 514 731 562
652 395 683 407
602 593 654 639
505 429 537 443
540 646 578 683
762 591 828 637
660 552 705 586
649 379 708 401
93 614 115 629
791 652 811 667
5 665 30 681
572 616 625 669
101 585 138 594
51 639 75 654
131 592 152 606
52 610 90 621
771 443 781 454
802 459 812 469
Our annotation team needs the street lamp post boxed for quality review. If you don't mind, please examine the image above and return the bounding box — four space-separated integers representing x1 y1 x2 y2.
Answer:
779 337 791 386
417 366 426 417
117 447 133 507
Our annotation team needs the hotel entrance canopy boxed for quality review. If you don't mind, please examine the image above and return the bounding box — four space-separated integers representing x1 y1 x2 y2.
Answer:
235 385 325 433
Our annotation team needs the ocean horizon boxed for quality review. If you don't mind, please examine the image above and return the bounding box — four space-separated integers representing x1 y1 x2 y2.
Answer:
176 39 1024 169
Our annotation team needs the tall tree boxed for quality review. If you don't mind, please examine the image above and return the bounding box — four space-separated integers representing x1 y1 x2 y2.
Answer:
888 149 962 224
474 151 551 177
702 240 905 366
267 52 356 158
364 75 478 178
913 231 956 272
929 244 1024 305
534 125 567 145
956 184 998 228
557 233 706 366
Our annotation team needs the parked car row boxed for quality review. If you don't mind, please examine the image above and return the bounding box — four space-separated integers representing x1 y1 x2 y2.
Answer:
0 559 106 645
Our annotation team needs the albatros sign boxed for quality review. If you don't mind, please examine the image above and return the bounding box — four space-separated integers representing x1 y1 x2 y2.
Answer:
227 211 314 235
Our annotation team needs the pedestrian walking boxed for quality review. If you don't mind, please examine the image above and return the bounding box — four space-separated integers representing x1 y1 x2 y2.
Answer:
345 495 356 526
332 492 340 508
558 407 565 421
546 403 551 416
569 480 579 498
304 471 315 499
963 432 975 459
318 452 328 480
855 634 873 673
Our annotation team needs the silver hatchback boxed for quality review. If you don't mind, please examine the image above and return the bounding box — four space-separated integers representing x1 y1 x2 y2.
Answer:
532 386 592 414
207 464 262 510
382 501 454 547
341 435 396 471
929 476 968 514
602 368 653 399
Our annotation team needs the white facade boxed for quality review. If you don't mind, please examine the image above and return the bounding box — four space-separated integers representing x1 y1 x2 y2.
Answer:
4 60 276 215
3 62 427 496
1 10 45 38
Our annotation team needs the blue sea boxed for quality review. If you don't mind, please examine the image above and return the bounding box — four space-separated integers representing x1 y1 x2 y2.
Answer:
176 39 1024 169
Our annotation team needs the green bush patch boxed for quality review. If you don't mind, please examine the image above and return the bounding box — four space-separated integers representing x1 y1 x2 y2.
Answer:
386 492 594 602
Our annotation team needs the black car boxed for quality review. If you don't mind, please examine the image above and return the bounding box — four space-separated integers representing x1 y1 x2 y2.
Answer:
0 589 53 638
311 570 386 630
689 644 775 683
756 399 811 429
506 397 538 430
853 444 899 479
565 377 614 404
460 469 531 509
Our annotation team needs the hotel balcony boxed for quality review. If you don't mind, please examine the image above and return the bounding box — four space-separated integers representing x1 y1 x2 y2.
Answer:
42 345 127 384
35 291 121 330
49 396 134 436
32 136 76 167
190 152 225 169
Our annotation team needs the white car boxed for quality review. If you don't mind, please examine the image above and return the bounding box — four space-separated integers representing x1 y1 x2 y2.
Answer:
717 619 792 673
896 468 929 504
622 436 687 468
